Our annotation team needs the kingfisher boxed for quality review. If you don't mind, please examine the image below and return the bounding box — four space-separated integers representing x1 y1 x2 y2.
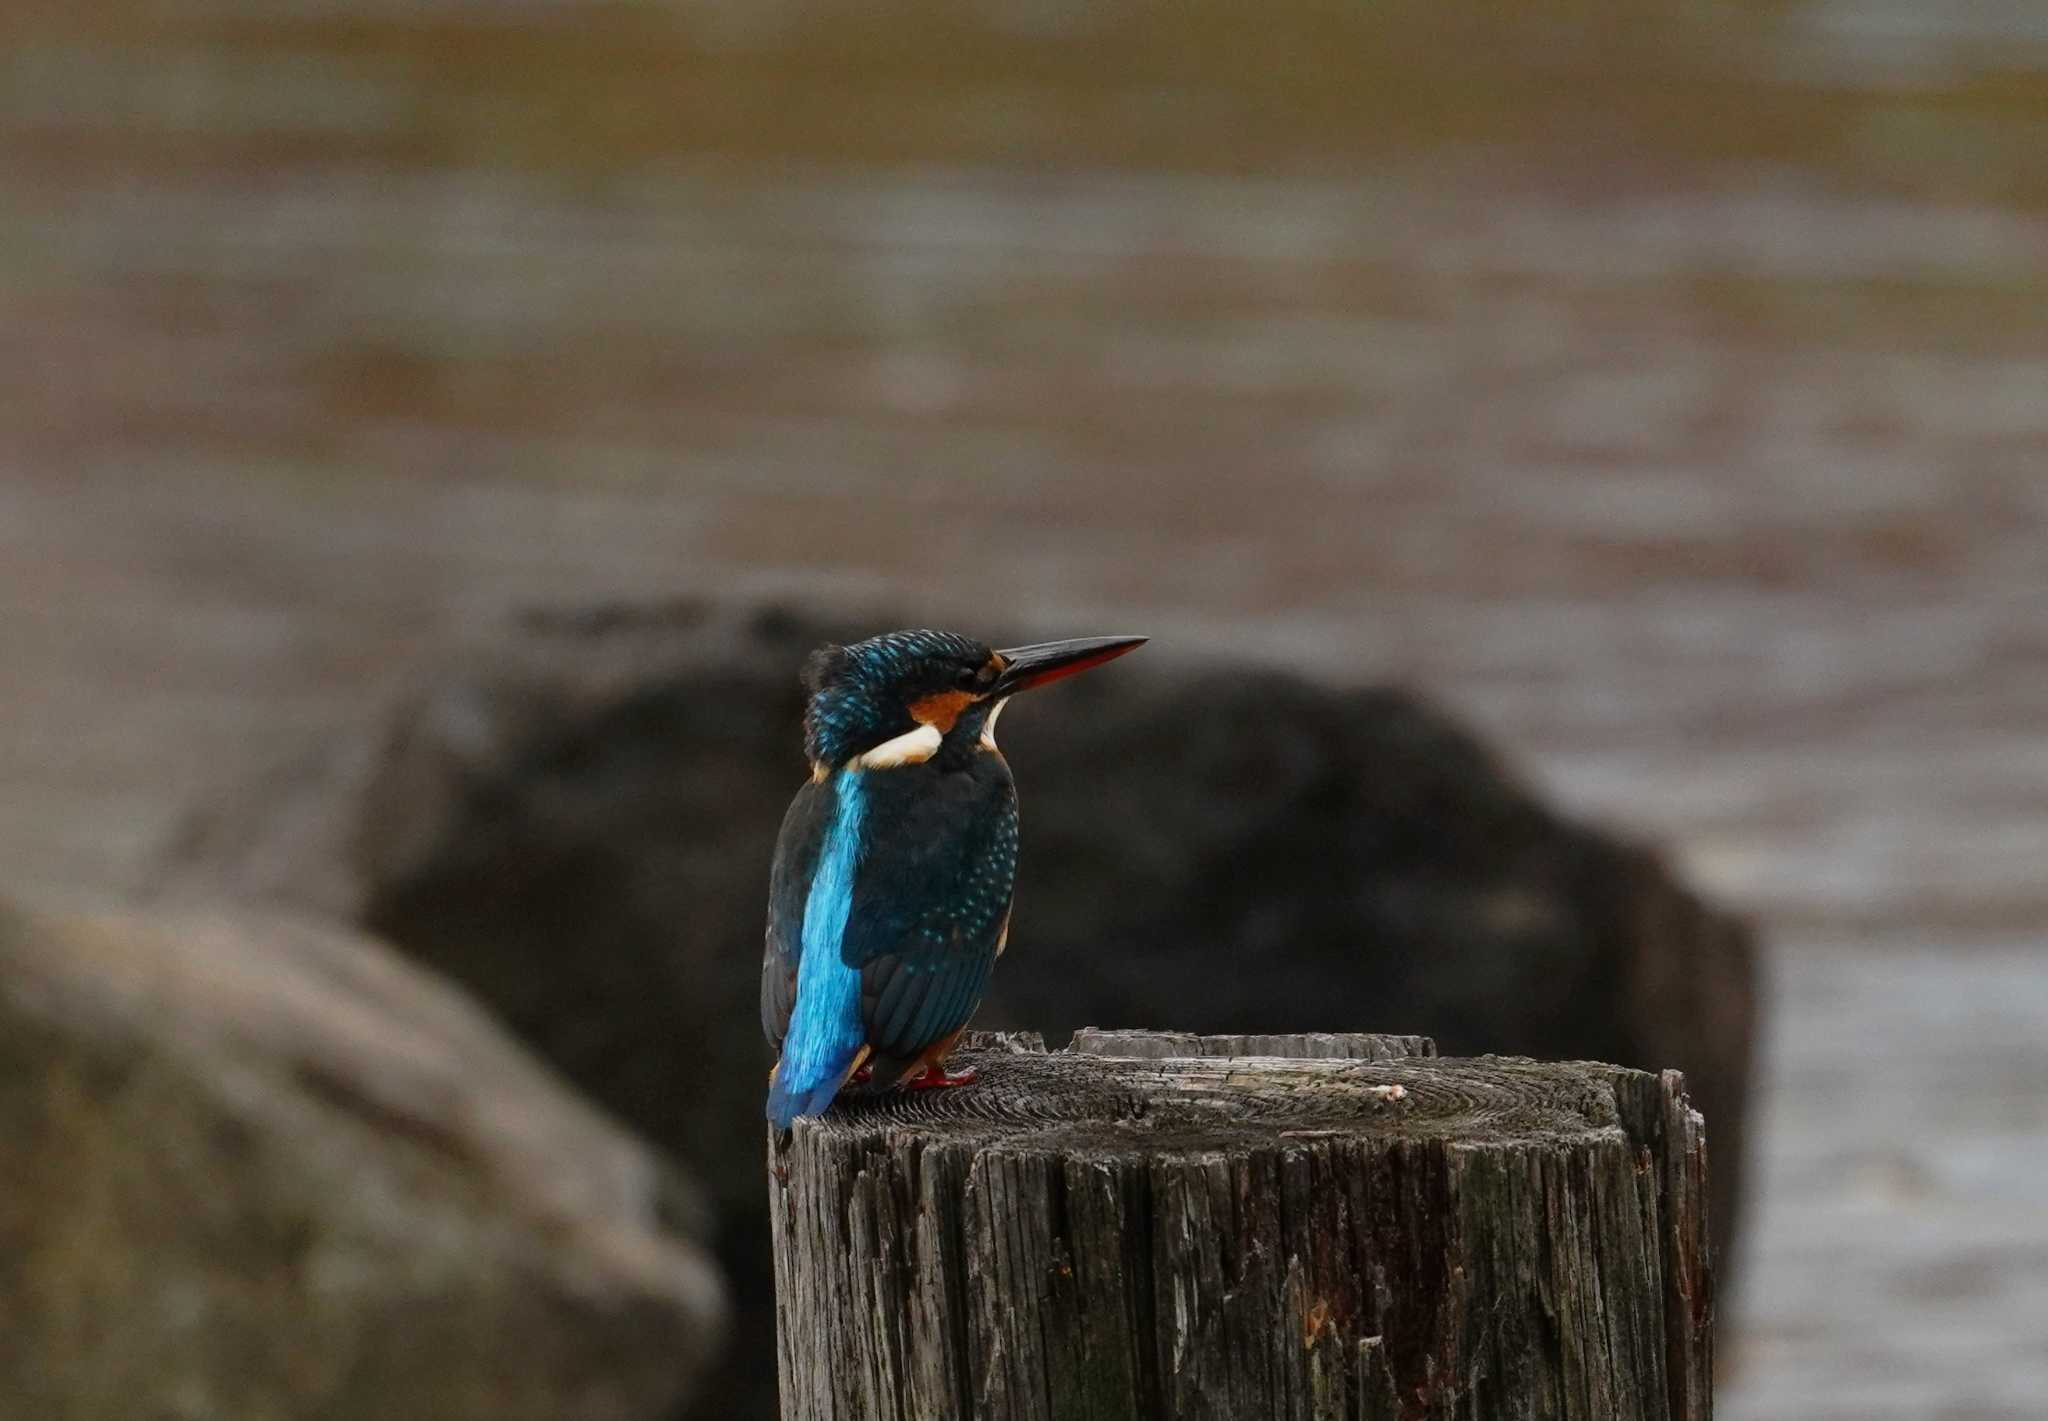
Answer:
762 628 1146 1128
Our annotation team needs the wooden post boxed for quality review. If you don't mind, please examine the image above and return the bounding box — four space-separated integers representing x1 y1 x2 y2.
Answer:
769 1031 1711 1421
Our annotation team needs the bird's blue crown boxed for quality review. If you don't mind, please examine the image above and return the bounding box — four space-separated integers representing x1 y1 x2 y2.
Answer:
802 628 996 768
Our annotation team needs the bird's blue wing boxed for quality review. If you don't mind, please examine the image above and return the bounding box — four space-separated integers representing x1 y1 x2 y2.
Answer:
761 776 831 1053
766 771 874 1127
841 757 1018 1067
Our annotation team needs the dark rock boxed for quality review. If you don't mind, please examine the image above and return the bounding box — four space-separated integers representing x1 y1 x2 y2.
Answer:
157 599 1759 1419
0 896 726 1421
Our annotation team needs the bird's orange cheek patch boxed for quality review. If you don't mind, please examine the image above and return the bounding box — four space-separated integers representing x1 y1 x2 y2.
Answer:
909 689 976 732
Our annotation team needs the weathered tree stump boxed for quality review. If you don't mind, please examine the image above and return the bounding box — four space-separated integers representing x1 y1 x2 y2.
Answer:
769 1031 1710 1421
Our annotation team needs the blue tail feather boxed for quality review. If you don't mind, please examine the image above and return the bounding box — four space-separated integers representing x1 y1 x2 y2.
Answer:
767 770 868 1129
766 1049 858 1131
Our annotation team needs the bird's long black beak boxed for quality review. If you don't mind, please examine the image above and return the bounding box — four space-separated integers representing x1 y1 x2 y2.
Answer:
992 635 1147 695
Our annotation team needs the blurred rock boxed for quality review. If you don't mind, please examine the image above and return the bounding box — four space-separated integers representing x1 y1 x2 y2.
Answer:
0 896 725 1421
157 598 1758 1418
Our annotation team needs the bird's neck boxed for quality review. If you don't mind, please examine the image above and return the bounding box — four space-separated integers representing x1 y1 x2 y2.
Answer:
809 712 1002 779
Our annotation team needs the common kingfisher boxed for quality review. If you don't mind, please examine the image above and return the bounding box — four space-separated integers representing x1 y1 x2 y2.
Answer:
762 628 1146 1128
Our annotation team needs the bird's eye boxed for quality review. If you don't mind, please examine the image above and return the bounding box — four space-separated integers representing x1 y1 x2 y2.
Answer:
955 664 982 689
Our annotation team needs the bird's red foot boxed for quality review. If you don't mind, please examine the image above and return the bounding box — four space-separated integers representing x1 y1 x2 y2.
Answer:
847 1064 874 1086
903 1063 979 1090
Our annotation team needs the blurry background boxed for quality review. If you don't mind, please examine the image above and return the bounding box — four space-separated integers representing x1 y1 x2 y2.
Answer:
3 1 2046 1418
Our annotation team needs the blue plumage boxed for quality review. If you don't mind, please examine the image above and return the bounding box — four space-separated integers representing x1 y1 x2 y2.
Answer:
766 770 868 1130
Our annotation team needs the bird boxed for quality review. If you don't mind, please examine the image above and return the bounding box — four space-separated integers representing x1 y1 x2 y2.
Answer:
762 627 1146 1129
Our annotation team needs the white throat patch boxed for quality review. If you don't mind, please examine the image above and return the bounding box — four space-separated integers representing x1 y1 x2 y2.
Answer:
852 721 943 770
980 696 1010 751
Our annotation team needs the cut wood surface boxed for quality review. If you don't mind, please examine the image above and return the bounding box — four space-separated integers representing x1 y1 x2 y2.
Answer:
1069 1029 1438 1061
770 1031 1711 1421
